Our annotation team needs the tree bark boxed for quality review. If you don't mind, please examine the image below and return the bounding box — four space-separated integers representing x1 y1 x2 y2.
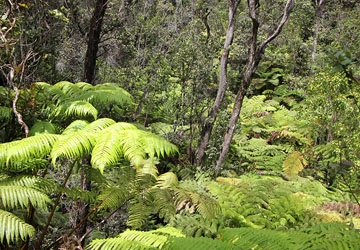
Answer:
84 0 108 84
215 0 295 173
195 0 241 166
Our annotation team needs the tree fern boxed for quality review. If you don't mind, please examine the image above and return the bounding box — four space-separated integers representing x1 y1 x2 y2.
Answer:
52 100 98 120
0 185 52 210
0 209 35 245
0 133 60 169
0 175 57 194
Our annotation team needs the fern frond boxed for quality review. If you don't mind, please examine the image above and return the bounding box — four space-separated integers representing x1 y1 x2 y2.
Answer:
87 237 156 250
0 209 35 245
173 181 220 220
0 134 60 168
60 187 95 203
119 230 168 248
163 236 238 250
80 83 133 107
88 227 184 250
29 121 57 136
62 120 90 134
97 186 129 210
74 81 93 91
0 175 57 194
81 118 116 132
168 214 223 238
91 125 177 171
53 100 98 120
283 151 307 176
155 172 179 188
51 132 96 165
0 185 51 209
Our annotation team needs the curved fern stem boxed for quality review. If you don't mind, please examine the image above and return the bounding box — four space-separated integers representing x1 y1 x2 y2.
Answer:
35 160 77 250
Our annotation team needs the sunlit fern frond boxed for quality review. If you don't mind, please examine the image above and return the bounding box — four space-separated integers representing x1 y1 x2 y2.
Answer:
52 100 98 120
0 175 58 194
51 131 96 165
91 124 178 172
79 83 134 108
0 209 35 245
155 172 179 189
74 81 93 91
62 120 90 134
0 134 60 169
162 235 238 250
87 237 157 250
35 82 69 104
81 118 116 132
88 227 184 250
0 185 51 209
53 81 83 97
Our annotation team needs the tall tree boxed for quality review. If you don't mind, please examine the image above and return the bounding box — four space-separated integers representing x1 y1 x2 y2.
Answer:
84 0 108 84
215 0 295 172
195 0 241 166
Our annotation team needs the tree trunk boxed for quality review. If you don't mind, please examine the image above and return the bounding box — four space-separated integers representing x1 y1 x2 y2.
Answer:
311 0 325 64
195 0 241 166
215 0 295 172
84 0 108 84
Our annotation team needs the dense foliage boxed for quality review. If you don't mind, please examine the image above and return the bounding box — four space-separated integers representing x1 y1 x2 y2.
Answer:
1 0 360 249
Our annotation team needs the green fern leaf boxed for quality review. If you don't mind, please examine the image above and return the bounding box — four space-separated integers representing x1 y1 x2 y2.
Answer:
283 151 307 176
155 172 179 188
62 120 90 134
29 121 57 136
0 185 51 209
0 209 35 245
51 131 96 165
0 134 60 168
97 186 129 210
91 125 177 171
80 83 133 107
0 175 57 194
53 100 98 120
163 236 238 250
88 237 157 250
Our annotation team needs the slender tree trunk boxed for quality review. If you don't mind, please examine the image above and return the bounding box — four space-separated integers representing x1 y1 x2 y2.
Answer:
311 0 325 64
195 0 241 166
215 0 295 172
84 0 108 84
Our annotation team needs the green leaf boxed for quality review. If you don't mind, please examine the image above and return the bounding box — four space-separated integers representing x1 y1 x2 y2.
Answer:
0 209 35 244
29 121 57 136
282 151 307 176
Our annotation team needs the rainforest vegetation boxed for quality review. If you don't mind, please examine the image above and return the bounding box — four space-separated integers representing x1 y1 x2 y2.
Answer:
1 0 360 249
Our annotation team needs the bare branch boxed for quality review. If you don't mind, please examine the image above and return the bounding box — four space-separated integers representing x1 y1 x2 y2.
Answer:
259 0 294 52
